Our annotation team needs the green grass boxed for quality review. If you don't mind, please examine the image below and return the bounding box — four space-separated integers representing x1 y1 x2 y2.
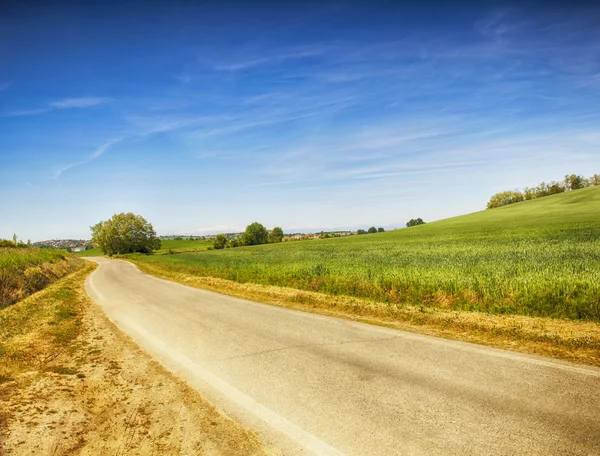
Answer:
0 248 84 308
130 187 600 321
75 239 212 257
156 239 213 254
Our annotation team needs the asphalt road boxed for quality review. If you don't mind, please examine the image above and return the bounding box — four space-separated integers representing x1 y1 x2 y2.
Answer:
84 257 600 456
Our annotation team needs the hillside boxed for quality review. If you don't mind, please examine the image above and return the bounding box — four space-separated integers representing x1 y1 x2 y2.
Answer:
131 187 600 321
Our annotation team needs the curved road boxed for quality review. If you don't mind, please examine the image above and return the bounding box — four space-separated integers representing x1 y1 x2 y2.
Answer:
84 257 600 455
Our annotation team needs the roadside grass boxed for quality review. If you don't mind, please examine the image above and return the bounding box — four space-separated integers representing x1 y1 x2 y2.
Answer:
0 248 84 308
0 262 94 383
132 261 600 366
128 186 600 322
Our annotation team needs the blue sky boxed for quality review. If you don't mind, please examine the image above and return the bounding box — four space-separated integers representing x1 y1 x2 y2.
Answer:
1 0 600 240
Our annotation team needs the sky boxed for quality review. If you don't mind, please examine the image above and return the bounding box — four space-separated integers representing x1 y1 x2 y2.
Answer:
1 0 600 241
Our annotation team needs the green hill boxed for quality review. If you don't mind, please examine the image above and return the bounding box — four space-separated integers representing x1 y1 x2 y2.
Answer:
132 186 600 321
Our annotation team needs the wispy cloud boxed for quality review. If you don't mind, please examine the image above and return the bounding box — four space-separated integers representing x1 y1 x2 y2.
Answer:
49 97 112 108
51 138 122 179
4 96 112 117
208 43 332 71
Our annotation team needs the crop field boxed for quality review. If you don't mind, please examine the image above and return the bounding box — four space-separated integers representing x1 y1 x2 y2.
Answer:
0 247 84 308
131 187 600 321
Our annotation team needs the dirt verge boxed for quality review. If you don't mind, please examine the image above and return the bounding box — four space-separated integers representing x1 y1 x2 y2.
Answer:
0 263 268 456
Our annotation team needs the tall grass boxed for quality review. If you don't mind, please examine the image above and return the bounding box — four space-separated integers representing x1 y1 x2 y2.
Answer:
131 186 600 321
0 248 84 308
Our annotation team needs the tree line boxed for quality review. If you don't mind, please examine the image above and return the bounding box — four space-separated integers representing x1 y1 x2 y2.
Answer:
212 222 283 250
487 173 600 209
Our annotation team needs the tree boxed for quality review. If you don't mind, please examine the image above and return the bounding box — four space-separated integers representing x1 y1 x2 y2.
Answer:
91 212 161 256
269 226 284 243
406 218 426 227
378 227 385 233
357 229 367 235
486 191 525 209
368 226 377 234
241 222 269 246
213 234 227 250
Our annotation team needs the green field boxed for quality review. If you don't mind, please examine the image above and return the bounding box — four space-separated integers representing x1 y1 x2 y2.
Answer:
130 187 600 321
0 247 84 308
76 238 212 257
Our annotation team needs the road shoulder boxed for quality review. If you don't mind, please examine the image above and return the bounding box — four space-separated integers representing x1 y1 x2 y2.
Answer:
0 261 268 456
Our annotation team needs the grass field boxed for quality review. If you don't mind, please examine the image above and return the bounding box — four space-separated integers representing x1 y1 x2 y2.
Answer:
0 247 84 308
76 238 212 257
129 186 600 321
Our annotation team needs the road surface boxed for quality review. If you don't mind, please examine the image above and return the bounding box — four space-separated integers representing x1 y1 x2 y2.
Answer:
84 257 600 456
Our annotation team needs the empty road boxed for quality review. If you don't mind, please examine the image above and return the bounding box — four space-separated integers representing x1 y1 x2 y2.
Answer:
84 257 600 456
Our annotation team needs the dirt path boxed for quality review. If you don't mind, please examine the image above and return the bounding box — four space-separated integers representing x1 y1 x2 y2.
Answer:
0 281 269 455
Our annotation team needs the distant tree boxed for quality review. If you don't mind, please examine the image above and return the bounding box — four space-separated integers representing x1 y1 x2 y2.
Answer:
213 234 228 250
241 222 269 246
564 174 587 191
269 226 284 243
91 213 161 256
486 191 525 209
378 227 385 233
587 174 600 186
357 229 367 235
406 218 426 227
368 226 377 234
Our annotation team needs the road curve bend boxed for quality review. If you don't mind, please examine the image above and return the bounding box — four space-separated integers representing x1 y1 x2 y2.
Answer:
84 257 600 456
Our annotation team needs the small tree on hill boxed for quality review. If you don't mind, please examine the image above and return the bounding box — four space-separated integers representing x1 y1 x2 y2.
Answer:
378 227 385 233
357 229 367 235
269 226 284 243
213 234 227 250
241 222 269 246
406 218 426 227
368 226 377 234
91 213 161 255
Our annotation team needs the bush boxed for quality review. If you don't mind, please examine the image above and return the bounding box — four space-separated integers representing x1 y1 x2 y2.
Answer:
406 218 426 227
213 234 227 250
486 191 525 209
368 227 377 234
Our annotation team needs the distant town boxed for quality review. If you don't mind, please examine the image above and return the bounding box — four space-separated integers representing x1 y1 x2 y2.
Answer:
33 229 384 251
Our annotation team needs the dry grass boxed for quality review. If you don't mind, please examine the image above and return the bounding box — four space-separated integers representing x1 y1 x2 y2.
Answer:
132 260 600 367
0 260 268 455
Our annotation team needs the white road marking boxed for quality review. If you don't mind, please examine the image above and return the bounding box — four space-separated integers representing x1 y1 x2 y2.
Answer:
115 313 346 456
